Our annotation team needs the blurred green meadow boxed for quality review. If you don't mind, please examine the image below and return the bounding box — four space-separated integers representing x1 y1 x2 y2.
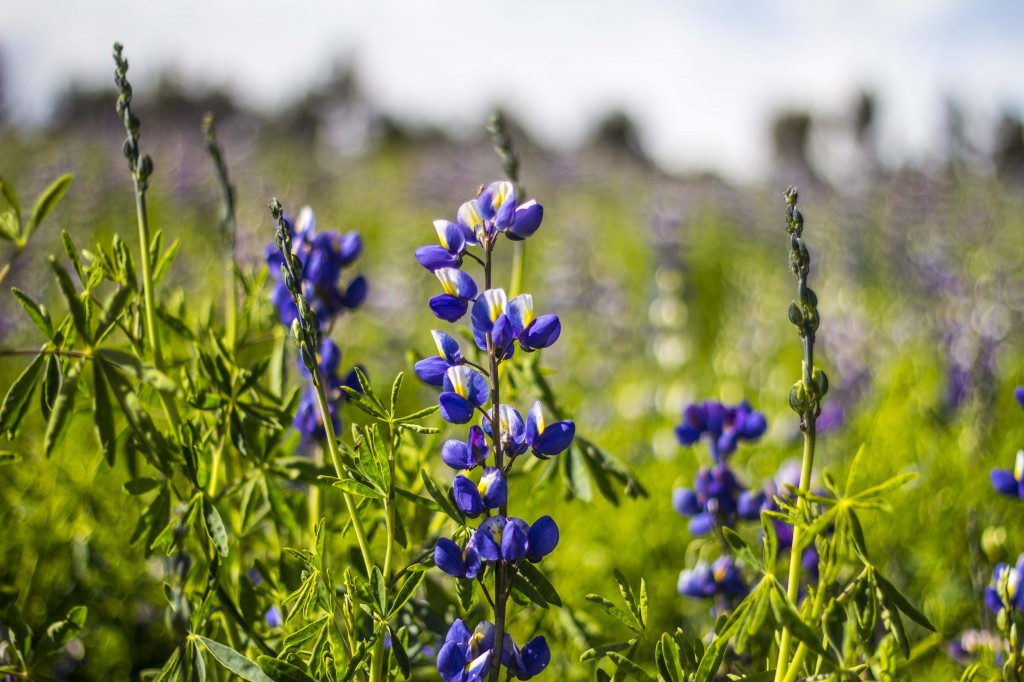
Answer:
2 80 1024 680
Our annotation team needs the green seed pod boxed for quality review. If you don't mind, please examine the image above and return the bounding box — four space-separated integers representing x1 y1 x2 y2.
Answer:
789 381 809 413
813 367 829 398
137 154 153 181
788 301 804 327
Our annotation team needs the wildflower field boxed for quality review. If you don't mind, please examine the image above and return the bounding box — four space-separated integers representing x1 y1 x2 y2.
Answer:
2 42 1024 682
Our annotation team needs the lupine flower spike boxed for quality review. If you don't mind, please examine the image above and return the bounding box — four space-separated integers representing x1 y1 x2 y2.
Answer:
418 178 569 680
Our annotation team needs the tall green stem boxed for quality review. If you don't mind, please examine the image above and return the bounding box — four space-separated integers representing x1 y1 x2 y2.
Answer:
774 188 825 682
114 43 181 434
311 378 375 575
132 168 183 433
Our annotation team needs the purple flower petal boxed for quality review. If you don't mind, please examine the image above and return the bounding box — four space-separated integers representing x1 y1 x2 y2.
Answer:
526 515 559 562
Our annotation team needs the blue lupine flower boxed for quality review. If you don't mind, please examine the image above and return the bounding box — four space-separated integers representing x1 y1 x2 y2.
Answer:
471 289 516 353
507 295 561 352
1016 386 1024 409
507 200 543 241
675 400 767 462
431 268 479 322
476 181 545 242
415 331 463 387
453 467 507 517
477 181 517 231
442 425 490 470
440 366 490 424
265 605 283 628
672 463 756 536
437 619 494 682
677 556 747 600
481 405 529 459
457 200 487 246
434 536 483 580
266 207 365 328
525 402 575 459
416 220 467 272
991 450 1024 500
985 553 1024 615
475 516 530 563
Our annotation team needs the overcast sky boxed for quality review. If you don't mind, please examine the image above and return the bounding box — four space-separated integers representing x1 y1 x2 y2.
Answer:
3 0 1024 180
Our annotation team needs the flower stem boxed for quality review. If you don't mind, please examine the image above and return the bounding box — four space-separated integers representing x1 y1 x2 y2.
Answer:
774 188 825 682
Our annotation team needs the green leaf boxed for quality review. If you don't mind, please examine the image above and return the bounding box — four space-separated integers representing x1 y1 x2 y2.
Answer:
49 257 90 342
394 404 440 423
257 656 318 682
387 570 426 619
394 487 442 512
40 353 62 421
95 285 134 342
95 349 177 394
93 360 117 466
851 472 917 504
188 639 207 682
389 372 403 414
0 177 22 222
123 478 161 495
0 210 17 242
874 571 935 631
282 616 329 648
420 470 462 523
769 585 835 664
330 478 385 500
45 605 87 647
25 174 72 240
638 578 648 629
607 652 656 682
694 633 728 682
342 386 386 419
586 594 641 633
151 647 183 682
202 496 229 557
353 366 384 410
656 633 684 682
0 451 23 466
370 566 387 616
389 625 411 680
581 641 631 662
518 560 562 607
512 576 550 609
45 362 79 457
0 353 45 438
11 288 53 339
99 360 164 459
195 636 274 682
153 238 180 285
613 569 640 626
61 230 86 284
761 513 778 568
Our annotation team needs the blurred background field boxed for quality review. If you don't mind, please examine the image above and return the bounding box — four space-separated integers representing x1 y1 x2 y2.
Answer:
3 3 1024 680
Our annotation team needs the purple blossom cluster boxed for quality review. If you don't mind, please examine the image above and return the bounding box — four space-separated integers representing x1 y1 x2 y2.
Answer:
672 400 767 603
417 182 570 681
265 207 366 441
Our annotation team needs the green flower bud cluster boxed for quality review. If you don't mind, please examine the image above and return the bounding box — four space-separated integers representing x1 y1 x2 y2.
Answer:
784 187 828 425
270 199 322 380
112 43 154 191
